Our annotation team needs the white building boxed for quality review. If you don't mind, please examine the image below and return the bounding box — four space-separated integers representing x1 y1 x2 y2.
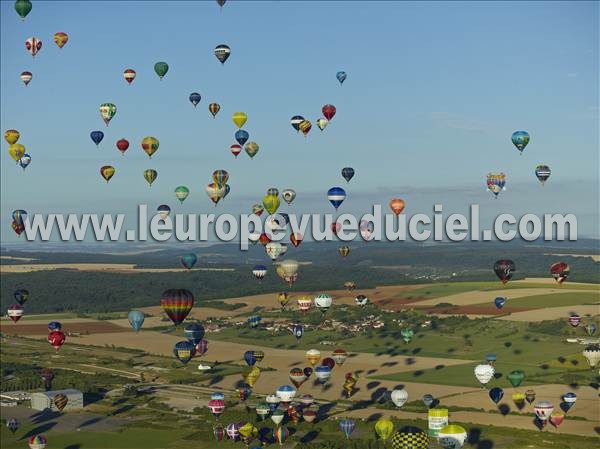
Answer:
30 389 83 411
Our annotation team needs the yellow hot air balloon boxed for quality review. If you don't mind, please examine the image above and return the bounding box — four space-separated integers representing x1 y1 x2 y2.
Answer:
245 366 261 387
100 165 115 183
141 137 159 158
276 265 286 280
4 129 20 145
8 144 25 162
375 418 395 441
239 422 257 439
306 349 321 367
143 169 158 186
53 32 68 49
277 292 290 308
262 194 281 215
232 112 248 128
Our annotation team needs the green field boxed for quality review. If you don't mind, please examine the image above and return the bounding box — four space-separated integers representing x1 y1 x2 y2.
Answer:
471 291 600 309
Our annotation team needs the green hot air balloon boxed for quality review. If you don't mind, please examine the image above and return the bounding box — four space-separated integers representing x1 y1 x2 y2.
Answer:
262 194 280 215
400 328 414 344
507 370 524 387
15 0 32 20
154 62 169 80
175 186 190 203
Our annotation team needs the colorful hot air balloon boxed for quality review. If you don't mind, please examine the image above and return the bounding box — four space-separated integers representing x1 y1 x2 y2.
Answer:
281 188 296 205
265 242 286 261
511 131 530 154
15 0 32 20
562 392 577 411
28 435 47 449
8 143 25 162
535 165 551 185
290 115 304 132
141 136 159 158
195 339 208 357
534 400 554 422
154 61 169 79
276 385 297 403
47 331 66 350
212 169 229 187
339 245 350 258
127 310 145 332
344 281 357 292
53 393 68 411
525 389 536 404
189 92 201 107
568 314 582 327
585 323 597 336
390 427 429 449
316 118 328 131
297 296 312 313
181 253 197 270
14 288 29 306
40 368 54 391
322 104 336 121
341 167 355 182
327 187 346 210
100 166 115 183
229 144 242 157
208 399 225 418
6 417 19 434
474 364 495 385
206 182 226 205
53 32 68 48
375 418 394 441
290 232 302 248
306 349 321 366
143 169 158 186
183 323 205 346
235 129 249 146
112 138 129 156
486 173 507 198
389 198 406 215
549 412 564 428
273 426 289 446
213 424 225 441
99 103 116 126
20 71 32 86
7 304 24 323
160 289 194 326
214 44 231 64
438 424 468 449
232 112 248 128
90 130 104 146
247 315 262 328
299 119 312 136
25 37 42 57
550 262 570 284
494 259 515 284
289 367 307 388
4 129 20 145
48 321 62 332
123 69 136 84
336 71 347 85
209 102 221 118
252 264 267 280
494 297 506 309
175 186 190 203
12 210 27 226
174 340 195 364
339 419 356 439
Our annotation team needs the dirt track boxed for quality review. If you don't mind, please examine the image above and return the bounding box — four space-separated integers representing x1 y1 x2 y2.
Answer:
0 321 125 335
0 263 235 274
496 305 600 322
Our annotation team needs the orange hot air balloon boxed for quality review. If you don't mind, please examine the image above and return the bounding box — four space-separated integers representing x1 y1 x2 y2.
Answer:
389 198 405 215
53 32 68 48
209 103 221 118
141 137 159 158
290 232 303 248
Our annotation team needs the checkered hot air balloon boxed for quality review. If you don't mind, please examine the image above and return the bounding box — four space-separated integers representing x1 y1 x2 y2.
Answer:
339 419 356 439
160 289 194 326
390 426 429 449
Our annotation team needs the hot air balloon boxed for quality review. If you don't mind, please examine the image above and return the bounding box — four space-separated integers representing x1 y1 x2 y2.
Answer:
245 141 259 158
255 402 270 420
567 314 581 327
438 424 468 449
53 32 68 48
214 44 231 64
259 232 271 245
213 424 225 441
289 367 307 388
494 297 506 309
549 412 564 428
535 165 551 185
297 297 312 313
336 71 347 85
511 131 530 154
266 394 281 412
15 0 32 20
19 154 32 170
232 112 247 128
327 187 346 210
400 328 414 344
174 340 195 364
141 136 159 158
212 169 229 188
154 61 169 79
474 364 495 386
209 102 221 118
281 188 296 205
299 119 312 136
99 103 116 126
494 259 515 284
7 305 24 323
322 104 336 121
189 92 201 107
53 393 68 411
6 417 19 434
265 242 286 261
550 262 570 284
389 198 406 215
40 368 54 391
534 400 554 421
247 315 262 328
338 245 350 258
314 294 333 314
175 186 190 203
391 388 408 407
25 37 42 57
4 129 20 145
8 144 25 162
195 338 208 357
344 281 356 292
208 399 225 418
290 115 304 132
234 129 249 146
181 253 197 270
100 166 115 183
184 323 205 345
489 387 504 404
244 351 257 367
48 321 62 332
486 354 497 365
20 71 32 86
116 138 129 155
128 310 145 332
160 289 194 325
316 118 328 131
277 292 290 309
582 344 600 368
157 204 171 220
332 348 348 366
292 324 303 340
341 167 355 183
507 370 524 388
262 193 280 215
562 392 577 411
230 144 242 157
123 69 136 84
14 288 29 306
276 385 297 403
28 435 47 449
48 331 65 350
315 365 332 383
273 426 289 446
270 408 285 426
290 232 303 248
422 394 436 408
12 210 27 226
390 427 429 449
143 169 158 186
90 131 104 146
585 323 597 336
375 418 394 441
486 173 507 198
339 419 356 439
306 349 321 367
524 389 536 404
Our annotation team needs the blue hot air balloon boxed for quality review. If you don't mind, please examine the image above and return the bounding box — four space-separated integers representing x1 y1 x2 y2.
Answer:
489 387 504 404
189 92 201 107
211 392 225 401
327 187 346 210
292 324 303 341
173 340 195 364
511 131 530 154
19 154 32 170
128 310 145 332
181 253 198 270
494 297 506 309
341 167 355 182
339 419 356 439
90 130 104 146
235 129 249 146
486 354 497 364
12 210 27 225
315 365 332 383
184 323 205 345
244 350 257 367
247 315 262 328
562 392 577 411
336 71 347 85
48 321 62 332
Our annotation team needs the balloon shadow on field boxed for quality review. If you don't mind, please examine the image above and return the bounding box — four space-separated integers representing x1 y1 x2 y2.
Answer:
366 413 382 422
299 430 319 443
593 426 600 435
366 381 380 390
208 375 224 386
498 404 510 416
371 387 388 403
64 445 82 449
79 417 104 428
20 422 57 440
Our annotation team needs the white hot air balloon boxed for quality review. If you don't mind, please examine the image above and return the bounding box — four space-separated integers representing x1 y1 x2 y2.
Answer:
275 385 297 402
534 400 554 421
314 294 333 313
266 242 286 261
390 388 408 407
280 259 299 278
281 189 296 205
582 344 600 368
270 409 285 426
474 364 495 386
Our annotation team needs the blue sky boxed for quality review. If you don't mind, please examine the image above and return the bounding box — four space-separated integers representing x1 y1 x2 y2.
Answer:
1 1 598 241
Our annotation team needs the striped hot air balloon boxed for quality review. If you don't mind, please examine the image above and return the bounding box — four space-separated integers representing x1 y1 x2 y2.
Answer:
160 289 194 325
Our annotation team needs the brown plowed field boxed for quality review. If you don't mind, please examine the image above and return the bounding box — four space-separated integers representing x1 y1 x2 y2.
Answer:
0 321 125 336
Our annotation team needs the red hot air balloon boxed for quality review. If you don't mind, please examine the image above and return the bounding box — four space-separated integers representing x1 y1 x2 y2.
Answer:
7 305 24 323
290 233 303 248
494 260 515 284
550 262 570 284
568 314 582 327
116 138 129 155
322 104 336 121
389 198 406 215
48 331 66 350
160 289 194 326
